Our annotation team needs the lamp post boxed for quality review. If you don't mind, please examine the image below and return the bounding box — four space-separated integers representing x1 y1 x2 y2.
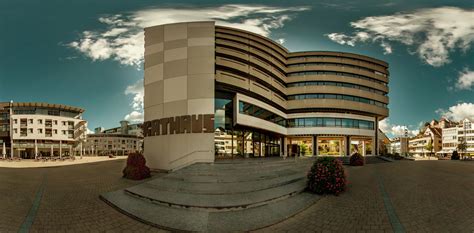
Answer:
9 100 13 159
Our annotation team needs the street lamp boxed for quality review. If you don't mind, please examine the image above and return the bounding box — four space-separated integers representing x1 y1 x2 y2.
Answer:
9 100 13 159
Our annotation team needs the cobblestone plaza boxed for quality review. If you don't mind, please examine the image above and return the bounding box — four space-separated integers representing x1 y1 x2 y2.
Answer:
0 159 472 232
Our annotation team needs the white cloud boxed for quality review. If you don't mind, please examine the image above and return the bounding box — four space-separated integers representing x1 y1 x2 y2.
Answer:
124 111 144 123
276 38 286 44
125 79 144 110
124 80 144 122
327 33 356 46
455 69 474 90
436 103 474 122
86 128 94 135
326 7 474 66
68 4 309 67
379 118 417 138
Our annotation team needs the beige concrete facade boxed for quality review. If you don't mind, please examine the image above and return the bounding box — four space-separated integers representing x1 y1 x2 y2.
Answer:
143 22 389 171
144 22 216 171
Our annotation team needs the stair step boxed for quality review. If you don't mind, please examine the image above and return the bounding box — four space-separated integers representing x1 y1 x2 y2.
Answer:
125 179 307 209
101 190 320 232
178 161 312 175
164 165 310 183
145 172 306 194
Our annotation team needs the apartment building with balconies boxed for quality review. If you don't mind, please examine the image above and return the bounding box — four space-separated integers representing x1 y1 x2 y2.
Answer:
0 102 87 159
440 118 474 157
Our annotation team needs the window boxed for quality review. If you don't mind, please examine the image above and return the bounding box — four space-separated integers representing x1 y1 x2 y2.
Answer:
54 120 58 125
62 121 66 126
324 118 336 127
29 119 33 124
239 101 286 127
62 130 66 135
28 128 33 133
38 129 43 134
14 128 17 134
48 110 60 116
342 119 353 128
38 119 42 124
287 93 387 108
14 119 18 124
20 128 27 136
54 129 57 134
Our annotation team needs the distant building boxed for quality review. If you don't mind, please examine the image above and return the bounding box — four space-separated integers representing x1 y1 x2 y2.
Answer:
440 118 474 157
388 137 409 155
85 121 143 156
0 101 87 159
409 120 444 157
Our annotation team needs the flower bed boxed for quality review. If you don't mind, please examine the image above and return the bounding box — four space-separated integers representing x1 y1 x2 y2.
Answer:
123 153 151 180
307 157 347 195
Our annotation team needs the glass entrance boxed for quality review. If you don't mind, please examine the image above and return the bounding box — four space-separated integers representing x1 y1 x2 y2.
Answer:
350 138 373 156
214 91 282 159
318 137 343 156
287 137 313 157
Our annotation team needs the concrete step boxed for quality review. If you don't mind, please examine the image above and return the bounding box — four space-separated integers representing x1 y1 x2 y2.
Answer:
125 178 307 209
164 164 311 183
145 172 306 194
101 190 320 232
179 159 313 174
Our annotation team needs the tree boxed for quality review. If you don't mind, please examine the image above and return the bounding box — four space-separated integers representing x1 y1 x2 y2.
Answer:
425 139 433 157
451 150 459 160
457 137 468 160
300 143 308 156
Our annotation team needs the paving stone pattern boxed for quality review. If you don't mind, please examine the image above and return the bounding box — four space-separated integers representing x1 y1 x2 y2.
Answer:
0 158 473 232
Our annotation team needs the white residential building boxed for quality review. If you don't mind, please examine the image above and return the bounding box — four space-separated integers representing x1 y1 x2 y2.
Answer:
440 127 458 156
439 118 474 157
0 102 87 159
388 137 409 155
409 126 442 157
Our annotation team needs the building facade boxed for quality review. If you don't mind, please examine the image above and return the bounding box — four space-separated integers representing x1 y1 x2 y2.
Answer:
440 118 474 157
387 137 409 155
85 121 143 156
408 127 442 156
0 102 87 159
142 22 390 171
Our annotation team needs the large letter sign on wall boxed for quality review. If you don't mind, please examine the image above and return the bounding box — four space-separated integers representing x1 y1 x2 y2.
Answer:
143 114 215 136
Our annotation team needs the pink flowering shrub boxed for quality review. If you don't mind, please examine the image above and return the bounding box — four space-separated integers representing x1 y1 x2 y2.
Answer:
350 153 364 166
122 153 151 180
307 157 347 195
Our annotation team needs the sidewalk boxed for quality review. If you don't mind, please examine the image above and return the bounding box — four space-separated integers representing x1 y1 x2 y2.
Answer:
0 156 127 168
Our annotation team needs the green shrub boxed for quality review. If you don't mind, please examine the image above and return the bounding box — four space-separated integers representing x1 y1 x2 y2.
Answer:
123 153 151 180
451 151 460 160
307 157 347 195
349 153 364 166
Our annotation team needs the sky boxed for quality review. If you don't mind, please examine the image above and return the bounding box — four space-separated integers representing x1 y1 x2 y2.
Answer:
0 0 473 138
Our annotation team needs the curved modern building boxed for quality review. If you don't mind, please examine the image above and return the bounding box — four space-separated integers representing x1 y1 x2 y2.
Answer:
142 21 389 171
0 102 87 159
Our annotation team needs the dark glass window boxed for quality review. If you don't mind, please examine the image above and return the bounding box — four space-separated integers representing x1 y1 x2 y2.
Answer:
287 93 387 108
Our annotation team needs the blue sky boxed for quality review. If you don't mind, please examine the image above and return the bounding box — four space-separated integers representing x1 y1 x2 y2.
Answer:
0 0 473 137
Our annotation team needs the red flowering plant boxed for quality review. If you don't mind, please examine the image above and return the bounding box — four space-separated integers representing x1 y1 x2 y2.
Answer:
307 157 347 195
349 153 365 166
122 152 151 180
